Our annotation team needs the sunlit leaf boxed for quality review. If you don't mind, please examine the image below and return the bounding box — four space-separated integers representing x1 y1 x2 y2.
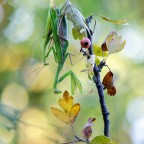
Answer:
81 117 96 140
51 91 80 124
51 107 69 124
95 57 100 65
90 135 111 144
101 31 126 54
68 103 80 124
93 44 108 57
61 0 89 40
95 13 128 25
102 71 116 96
58 90 74 112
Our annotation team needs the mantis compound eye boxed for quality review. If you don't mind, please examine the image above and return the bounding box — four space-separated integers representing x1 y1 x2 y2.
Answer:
80 38 91 48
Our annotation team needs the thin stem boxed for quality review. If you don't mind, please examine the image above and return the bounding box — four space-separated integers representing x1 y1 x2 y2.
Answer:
85 16 110 137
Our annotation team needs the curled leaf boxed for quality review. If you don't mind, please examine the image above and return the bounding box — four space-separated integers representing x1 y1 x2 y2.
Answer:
51 91 80 124
81 118 96 140
94 13 128 25
102 71 116 96
101 31 126 54
61 0 89 40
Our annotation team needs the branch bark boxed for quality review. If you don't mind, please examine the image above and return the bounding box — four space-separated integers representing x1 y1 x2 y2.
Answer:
85 16 110 137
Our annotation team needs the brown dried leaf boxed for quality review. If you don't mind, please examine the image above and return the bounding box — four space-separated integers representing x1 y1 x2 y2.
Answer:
107 87 116 96
101 41 108 51
102 71 116 96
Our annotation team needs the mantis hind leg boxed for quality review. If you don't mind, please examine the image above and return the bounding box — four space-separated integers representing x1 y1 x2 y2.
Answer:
53 53 83 94
57 70 82 94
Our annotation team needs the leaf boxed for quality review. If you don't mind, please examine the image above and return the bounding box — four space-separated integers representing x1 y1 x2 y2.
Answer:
102 71 116 96
58 90 74 112
90 135 111 144
93 44 108 57
95 57 100 65
101 31 126 54
81 117 96 140
61 0 89 40
107 87 116 96
51 91 80 124
68 103 80 124
95 13 128 25
51 107 69 124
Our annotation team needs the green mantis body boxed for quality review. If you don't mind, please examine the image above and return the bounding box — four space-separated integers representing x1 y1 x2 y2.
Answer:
43 6 82 94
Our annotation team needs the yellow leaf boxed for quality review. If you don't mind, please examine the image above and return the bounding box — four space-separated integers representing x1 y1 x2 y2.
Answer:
94 13 128 25
93 44 108 57
51 107 69 124
51 91 81 124
102 17 127 25
68 103 80 124
58 90 74 112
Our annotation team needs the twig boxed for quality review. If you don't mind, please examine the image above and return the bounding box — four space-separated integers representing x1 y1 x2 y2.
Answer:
85 16 110 137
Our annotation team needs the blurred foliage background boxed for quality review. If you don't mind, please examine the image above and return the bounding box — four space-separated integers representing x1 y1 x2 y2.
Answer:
0 0 144 143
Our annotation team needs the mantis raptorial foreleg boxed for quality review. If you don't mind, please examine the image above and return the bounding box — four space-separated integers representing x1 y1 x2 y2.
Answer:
68 52 85 66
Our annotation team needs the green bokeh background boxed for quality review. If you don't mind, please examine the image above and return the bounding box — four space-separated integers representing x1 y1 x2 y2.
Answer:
0 0 144 143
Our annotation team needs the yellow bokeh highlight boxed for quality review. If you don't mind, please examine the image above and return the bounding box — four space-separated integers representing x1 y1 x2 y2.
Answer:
18 108 64 144
24 63 53 92
1 83 29 111
0 45 28 71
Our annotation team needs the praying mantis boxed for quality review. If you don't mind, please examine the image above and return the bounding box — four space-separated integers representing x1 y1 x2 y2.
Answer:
43 0 85 94
43 0 127 94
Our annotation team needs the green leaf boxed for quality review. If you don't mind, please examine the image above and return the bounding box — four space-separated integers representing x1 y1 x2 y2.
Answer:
90 135 112 144
95 57 100 65
93 44 108 57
